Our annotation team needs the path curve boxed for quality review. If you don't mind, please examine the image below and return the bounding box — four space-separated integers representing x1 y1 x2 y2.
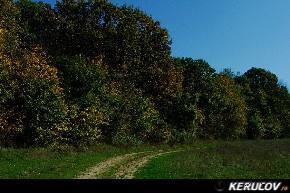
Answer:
115 149 185 179
75 151 146 179
75 149 187 179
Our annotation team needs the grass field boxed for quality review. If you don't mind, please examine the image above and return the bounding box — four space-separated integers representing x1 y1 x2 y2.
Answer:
0 145 121 179
0 144 178 179
0 139 289 179
136 139 290 179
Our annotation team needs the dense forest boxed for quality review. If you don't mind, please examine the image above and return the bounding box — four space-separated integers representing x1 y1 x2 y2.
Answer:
1 0 289 147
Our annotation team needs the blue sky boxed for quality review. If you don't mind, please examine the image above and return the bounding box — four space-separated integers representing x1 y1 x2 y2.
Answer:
40 0 290 88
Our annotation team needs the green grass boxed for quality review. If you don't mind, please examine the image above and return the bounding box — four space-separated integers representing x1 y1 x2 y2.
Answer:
135 139 290 179
0 143 181 179
98 152 146 178
1 139 290 179
0 145 123 179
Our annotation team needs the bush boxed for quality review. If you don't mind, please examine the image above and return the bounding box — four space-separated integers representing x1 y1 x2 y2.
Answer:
112 132 144 147
0 28 67 146
248 114 283 139
197 74 247 140
104 83 170 145
65 103 108 146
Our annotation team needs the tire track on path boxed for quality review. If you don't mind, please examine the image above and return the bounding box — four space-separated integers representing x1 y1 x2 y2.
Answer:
75 148 189 179
115 149 186 179
75 151 146 179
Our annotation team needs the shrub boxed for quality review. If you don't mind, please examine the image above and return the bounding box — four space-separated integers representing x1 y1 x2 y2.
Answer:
105 83 169 146
197 74 247 140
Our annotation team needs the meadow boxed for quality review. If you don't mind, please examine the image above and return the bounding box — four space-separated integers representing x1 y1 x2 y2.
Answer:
136 139 290 179
1 139 289 179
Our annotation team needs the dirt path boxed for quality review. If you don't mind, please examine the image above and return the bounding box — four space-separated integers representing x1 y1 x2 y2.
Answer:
115 149 185 179
75 151 146 179
75 149 186 179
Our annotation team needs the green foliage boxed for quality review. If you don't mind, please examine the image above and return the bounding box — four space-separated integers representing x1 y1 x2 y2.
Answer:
199 74 247 139
16 0 53 49
52 55 109 146
0 0 22 57
161 92 204 143
111 133 144 147
62 103 108 147
161 58 214 143
55 55 107 102
19 77 66 143
17 0 178 100
0 45 67 146
105 84 169 146
236 67 290 139
174 58 216 94
0 0 289 147
169 59 247 140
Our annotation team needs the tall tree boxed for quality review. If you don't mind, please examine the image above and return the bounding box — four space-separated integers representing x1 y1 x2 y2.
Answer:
0 0 67 146
237 67 290 139
200 73 247 139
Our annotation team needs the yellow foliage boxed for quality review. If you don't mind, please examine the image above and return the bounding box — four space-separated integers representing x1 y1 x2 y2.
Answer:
165 66 183 95
23 46 60 83
107 81 122 96
215 74 248 138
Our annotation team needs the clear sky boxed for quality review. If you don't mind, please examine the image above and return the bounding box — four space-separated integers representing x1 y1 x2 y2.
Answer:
39 0 290 88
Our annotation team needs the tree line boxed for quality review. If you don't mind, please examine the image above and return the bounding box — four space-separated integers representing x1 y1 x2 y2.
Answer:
0 0 289 147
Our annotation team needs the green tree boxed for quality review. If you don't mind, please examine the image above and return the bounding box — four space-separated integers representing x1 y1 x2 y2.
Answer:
16 0 54 50
0 0 67 146
17 0 177 100
198 73 247 139
236 67 289 139
161 58 215 142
